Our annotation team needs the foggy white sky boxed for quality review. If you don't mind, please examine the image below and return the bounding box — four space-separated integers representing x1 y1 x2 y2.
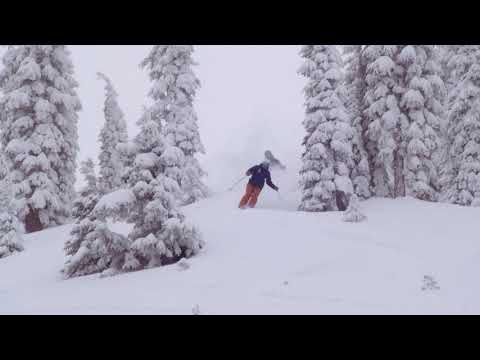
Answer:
4 46 308 193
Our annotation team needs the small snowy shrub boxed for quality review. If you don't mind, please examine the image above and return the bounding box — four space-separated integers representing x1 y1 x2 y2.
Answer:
63 218 129 278
342 195 367 223
0 212 24 259
421 275 440 291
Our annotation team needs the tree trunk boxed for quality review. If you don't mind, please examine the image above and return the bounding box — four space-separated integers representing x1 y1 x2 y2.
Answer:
393 149 405 198
336 191 348 211
25 209 43 233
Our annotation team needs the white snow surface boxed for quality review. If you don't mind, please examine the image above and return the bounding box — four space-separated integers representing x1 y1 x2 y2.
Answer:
1 187 480 314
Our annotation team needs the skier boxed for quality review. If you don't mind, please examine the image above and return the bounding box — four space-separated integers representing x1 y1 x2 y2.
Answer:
239 161 279 209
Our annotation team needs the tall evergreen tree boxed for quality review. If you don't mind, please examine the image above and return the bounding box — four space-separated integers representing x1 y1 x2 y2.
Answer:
363 45 407 198
140 45 208 206
343 45 371 199
444 45 480 206
121 109 203 270
363 45 446 201
440 45 461 98
397 45 445 201
437 45 457 195
298 45 355 212
0 45 81 233
97 72 128 194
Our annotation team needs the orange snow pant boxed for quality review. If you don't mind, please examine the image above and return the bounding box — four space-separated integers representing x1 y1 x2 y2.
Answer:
239 183 262 209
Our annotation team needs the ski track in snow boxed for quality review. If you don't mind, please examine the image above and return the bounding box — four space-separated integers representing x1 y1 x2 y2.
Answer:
1 187 480 314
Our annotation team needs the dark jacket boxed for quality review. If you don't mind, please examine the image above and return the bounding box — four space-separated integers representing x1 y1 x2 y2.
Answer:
246 165 278 191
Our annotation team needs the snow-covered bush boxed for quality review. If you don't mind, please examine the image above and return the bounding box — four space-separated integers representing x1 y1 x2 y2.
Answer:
342 195 367 223
421 275 440 291
298 45 355 212
64 187 134 279
63 218 129 278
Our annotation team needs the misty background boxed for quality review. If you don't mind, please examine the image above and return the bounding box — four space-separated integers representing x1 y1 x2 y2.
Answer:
1 45 307 194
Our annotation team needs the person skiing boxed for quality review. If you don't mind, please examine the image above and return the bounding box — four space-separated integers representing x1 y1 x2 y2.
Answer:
239 161 279 209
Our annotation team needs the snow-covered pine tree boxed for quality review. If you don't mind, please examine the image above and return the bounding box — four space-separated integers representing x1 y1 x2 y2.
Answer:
0 45 81 233
343 45 371 199
437 45 457 196
72 158 100 221
65 109 204 278
121 110 204 270
63 217 129 278
444 45 480 206
440 45 460 99
397 45 445 201
140 45 208 206
81 158 97 192
64 169 131 278
97 72 128 194
0 151 24 259
117 109 145 187
298 45 355 212
0 151 10 210
117 138 138 185
363 45 408 198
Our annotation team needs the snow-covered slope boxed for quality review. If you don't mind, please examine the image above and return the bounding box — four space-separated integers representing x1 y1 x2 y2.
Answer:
1 187 479 314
